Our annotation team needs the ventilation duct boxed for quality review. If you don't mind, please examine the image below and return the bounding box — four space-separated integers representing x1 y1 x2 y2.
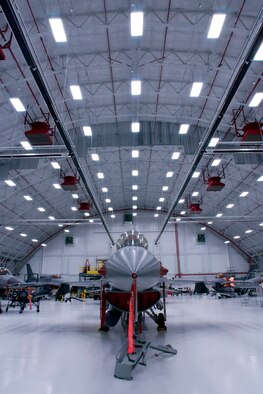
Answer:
188 203 202 214
61 176 79 191
79 201 92 211
206 176 225 191
25 122 53 145
241 122 263 142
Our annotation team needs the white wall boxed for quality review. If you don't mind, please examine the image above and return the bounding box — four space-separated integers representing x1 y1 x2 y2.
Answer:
21 213 249 278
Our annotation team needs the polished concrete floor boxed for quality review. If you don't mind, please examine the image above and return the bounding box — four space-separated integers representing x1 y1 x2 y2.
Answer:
0 295 263 394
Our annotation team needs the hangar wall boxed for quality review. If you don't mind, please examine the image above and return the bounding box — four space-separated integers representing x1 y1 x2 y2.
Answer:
21 213 249 278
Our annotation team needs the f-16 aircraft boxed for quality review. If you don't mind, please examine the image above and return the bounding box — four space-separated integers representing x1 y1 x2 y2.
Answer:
25 263 65 286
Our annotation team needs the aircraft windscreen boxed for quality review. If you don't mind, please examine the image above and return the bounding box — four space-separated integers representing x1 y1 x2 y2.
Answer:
0 267 12 275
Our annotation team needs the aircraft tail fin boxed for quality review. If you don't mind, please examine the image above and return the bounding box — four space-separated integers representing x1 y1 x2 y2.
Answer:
26 264 35 281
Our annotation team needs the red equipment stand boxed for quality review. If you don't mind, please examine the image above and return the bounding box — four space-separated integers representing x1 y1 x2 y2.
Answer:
98 284 109 331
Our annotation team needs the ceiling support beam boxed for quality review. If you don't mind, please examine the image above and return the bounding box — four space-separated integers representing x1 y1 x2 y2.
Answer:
155 13 263 245
1 0 114 245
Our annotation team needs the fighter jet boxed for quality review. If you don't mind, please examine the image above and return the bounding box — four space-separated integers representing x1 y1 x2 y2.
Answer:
25 263 65 285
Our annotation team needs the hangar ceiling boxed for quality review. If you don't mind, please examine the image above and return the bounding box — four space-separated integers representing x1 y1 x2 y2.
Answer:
0 0 262 271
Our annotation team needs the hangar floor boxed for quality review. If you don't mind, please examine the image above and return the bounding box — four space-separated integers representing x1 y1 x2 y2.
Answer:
0 295 262 394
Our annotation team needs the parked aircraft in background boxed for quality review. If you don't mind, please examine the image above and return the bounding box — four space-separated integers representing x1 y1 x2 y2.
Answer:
25 263 64 286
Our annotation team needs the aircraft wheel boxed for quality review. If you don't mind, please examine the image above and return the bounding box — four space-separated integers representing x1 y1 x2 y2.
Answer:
37 307 40 313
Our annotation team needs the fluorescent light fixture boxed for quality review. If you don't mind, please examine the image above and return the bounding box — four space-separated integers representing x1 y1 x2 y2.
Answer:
233 235 240 239
131 80 141 95
108 207 113 211
254 41 263 61
91 153 99 161
97 172 104 179
41 243 47 247
178 199 185 203
132 196 138 201
159 197 165 202
207 221 213 224
132 170 138 176
111 214 115 218
24 195 33 201
49 18 67 42
5 226 14 231
132 205 137 210
239 191 249 197
71 207 77 211
32 239 38 242
226 204 234 208
248 92 263 107
166 171 173 178
245 229 253 234
179 124 189 134
72 194 78 199
192 191 199 196
10 98 26 112
224 240 230 244
207 14 226 39
5 180 16 187
102 187 108 192
154 214 159 217
84 212 90 217
211 159 221 167
132 150 139 158
20 233 27 237
89 219 94 223
132 185 138 190
162 186 168 191
192 171 200 178
257 175 263 182
259 223 263 226
190 82 203 97
133 213 137 217
83 126 92 136
48 216 55 220
53 183 61 189
51 161 60 169
172 152 180 160
131 122 140 133
64 229 70 232
130 11 143 36
58 224 63 227
38 207 45 212
176 218 181 222
180 211 186 215
208 137 219 147
20 141 33 151
70 85 82 100
216 213 223 217
105 198 111 203
156 206 161 211
201 227 206 230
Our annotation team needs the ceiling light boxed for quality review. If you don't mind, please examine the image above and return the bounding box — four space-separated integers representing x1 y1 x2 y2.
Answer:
166 171 173 177
133 212 137 217
259 223 263 226
207 221 213 224
71 207 77 211
162 186 168 191
176 218 181 222
105 198 111 203
248 92 263 107
178 199 185 203
9 98 26 112
91 153 99 161
49 216 55 220
64 229 69 232
211 159 221 167
20 141 33 150
132 150 139 158
32 239 38 242
132 170 138 176
132 185 138 190
38 207 45 212
226 204 234 208
192 171 200 178
190 82 203 97
5 180 16 187
102 187 108 192
224 240 230 244
201 227 206 230
131 80 141 96
172 152 180 160
84 212 90 217
70 85 82 100
111 214 115 218
216 213 223 217
108 207 113 211
233 235 240 239
192 191 199 196
51 161 60 169
154 214 159 217
132 196 138 201
180 211 186 215
132 205 137 210
83 126 92 136
53 183 61 189
20 233 27 237
208 137 219 147
254 41 263 61
24 195 33 201
72 193 78 199
239 191 249 197
245 229 253 234
97 172 104 179
159 197 165 202
257 175 263 181
207 14 226 39
156 206 161 210
5 226 14 231
41 243 47 247
49 18 67 42
58 224 63 227
179 124 189 134
131 122 140 133
89 219 94 223
130 11 144 36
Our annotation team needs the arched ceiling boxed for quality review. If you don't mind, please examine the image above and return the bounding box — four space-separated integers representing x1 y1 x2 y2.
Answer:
0 0 262 270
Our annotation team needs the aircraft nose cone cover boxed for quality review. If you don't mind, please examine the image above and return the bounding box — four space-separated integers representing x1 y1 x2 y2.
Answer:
106 246 161 291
